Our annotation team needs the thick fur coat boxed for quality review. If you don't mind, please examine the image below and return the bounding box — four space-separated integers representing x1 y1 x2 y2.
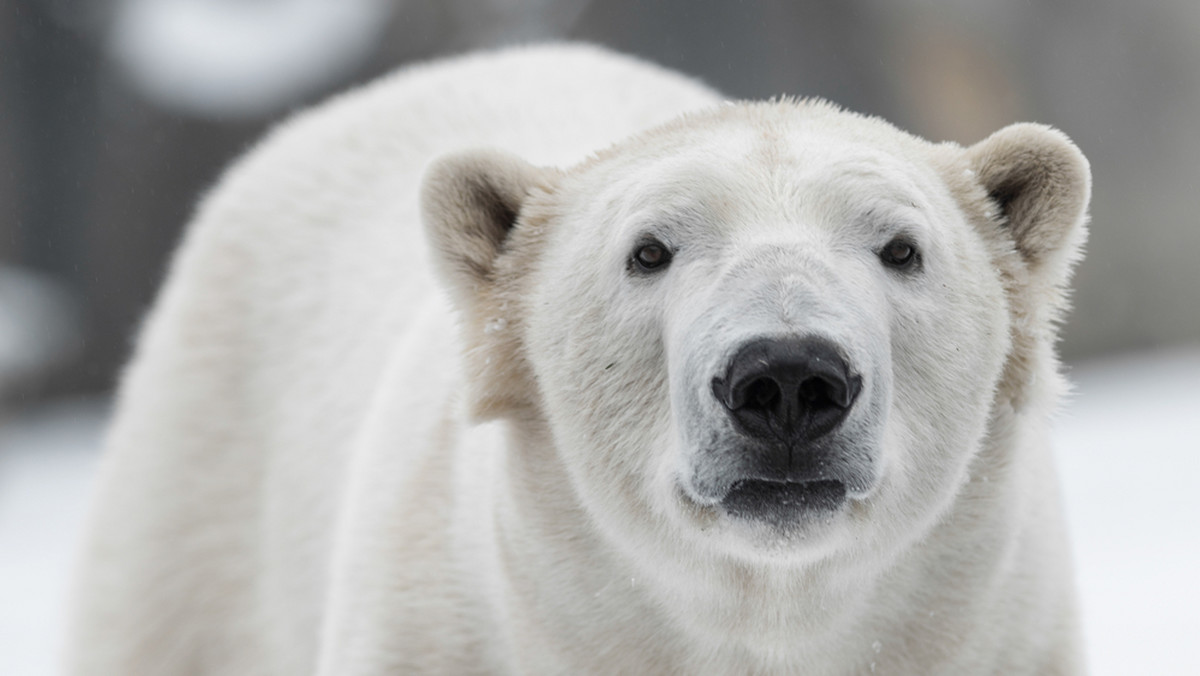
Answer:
68 44 1090 675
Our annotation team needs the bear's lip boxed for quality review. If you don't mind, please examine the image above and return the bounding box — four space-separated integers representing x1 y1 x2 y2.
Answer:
719 478 847 522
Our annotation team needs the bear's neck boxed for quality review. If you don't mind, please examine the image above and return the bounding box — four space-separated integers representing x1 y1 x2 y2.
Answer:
485 408 1074 674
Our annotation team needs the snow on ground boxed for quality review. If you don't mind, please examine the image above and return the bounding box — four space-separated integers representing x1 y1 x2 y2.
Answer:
1055 347 1200 675
0 348 1197 675
0 399 107 676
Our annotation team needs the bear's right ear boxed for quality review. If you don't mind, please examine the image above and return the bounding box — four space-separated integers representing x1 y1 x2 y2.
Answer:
420 149 557 419
420 149 554 300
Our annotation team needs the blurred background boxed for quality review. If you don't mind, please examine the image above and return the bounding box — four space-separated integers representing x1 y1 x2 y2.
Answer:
1 1 1196 674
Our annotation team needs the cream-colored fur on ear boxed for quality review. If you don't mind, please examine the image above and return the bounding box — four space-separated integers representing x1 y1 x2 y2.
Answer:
420 149 557 418
421 149 548 293
947 124 1091 406
967 123 1091 283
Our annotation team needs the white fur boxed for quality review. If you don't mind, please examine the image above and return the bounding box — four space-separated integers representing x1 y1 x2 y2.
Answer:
68 44 1089 675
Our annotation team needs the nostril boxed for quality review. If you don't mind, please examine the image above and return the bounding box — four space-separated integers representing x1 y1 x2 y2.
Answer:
742 377 781 411
799 375 855 409
799 377 830 407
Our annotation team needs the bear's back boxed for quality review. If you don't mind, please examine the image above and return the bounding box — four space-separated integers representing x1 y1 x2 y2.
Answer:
176 43 722 444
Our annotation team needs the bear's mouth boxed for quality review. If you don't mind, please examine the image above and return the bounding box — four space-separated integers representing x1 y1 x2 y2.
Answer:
720 478 847 523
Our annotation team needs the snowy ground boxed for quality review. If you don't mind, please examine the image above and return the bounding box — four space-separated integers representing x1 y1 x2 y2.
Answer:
1 348 1197 675
1054 348 1200 675
0 399 107 676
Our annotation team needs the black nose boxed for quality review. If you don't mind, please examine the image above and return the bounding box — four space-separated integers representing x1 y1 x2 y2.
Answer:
712 337 862 443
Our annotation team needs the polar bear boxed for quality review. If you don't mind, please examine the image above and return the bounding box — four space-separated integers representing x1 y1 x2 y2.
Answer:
68 44 1090 675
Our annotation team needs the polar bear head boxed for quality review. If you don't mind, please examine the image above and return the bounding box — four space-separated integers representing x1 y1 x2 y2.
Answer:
421 101 1089 568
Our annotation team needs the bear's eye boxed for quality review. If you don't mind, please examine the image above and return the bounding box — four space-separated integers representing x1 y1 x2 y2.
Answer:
631 239 673 273
879 238 920 271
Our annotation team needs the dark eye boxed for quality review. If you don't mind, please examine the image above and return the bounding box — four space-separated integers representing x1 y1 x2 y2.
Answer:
879 238 919 270
631 239 673 273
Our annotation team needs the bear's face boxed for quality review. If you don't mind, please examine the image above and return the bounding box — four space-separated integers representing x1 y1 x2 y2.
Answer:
422 102 1089 567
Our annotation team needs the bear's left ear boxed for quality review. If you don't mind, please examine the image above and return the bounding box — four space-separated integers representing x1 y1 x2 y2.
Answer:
965 123 1091 286
420 149 557 419
959 124 1091 405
